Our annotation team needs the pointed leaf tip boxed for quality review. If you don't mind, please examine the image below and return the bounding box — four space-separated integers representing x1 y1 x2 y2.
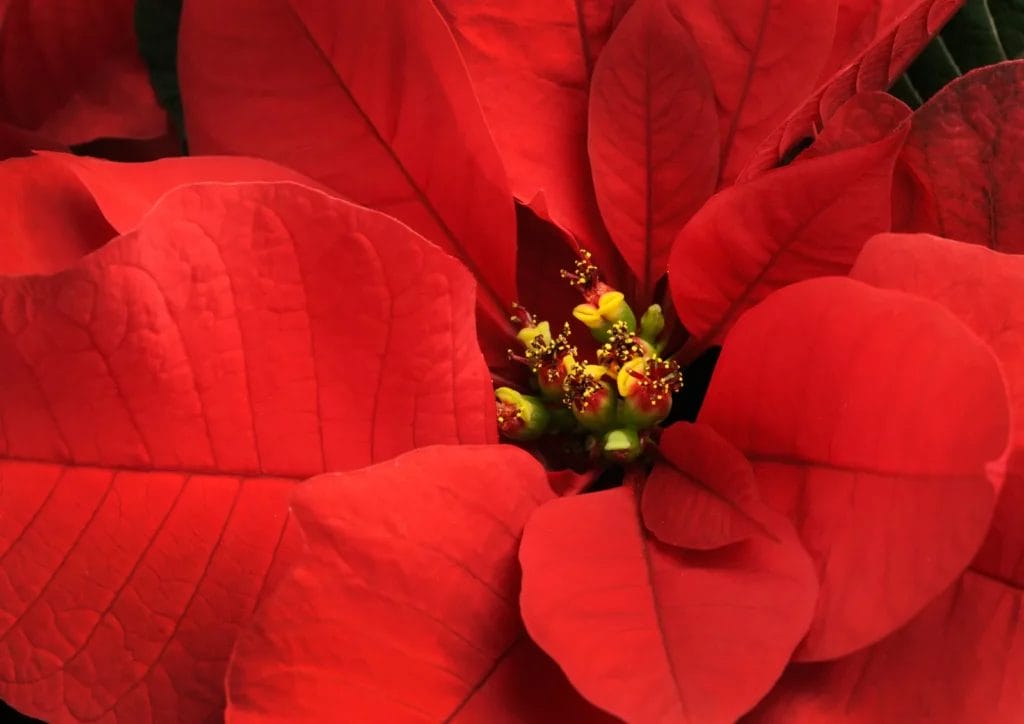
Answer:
644 422 773 550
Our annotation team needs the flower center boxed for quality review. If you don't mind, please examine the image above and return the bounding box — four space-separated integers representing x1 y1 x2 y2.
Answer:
495 250 682 465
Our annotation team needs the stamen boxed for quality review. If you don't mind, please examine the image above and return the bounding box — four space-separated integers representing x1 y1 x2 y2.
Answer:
559 249 599 290
597 321 650 370
496 254 678 465
509 302 535 329
524 323 576 375
627 357 683 401
506 350 531 367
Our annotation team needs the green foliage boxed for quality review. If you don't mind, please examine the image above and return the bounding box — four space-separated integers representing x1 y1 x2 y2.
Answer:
894 0 1024 106
134 0 186 149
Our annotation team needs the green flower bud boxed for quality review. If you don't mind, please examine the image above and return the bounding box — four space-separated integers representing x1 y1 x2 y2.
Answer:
639 304 665 345
617 357 682 427
572 291 637 343
602 427 643 463
495 387 549 440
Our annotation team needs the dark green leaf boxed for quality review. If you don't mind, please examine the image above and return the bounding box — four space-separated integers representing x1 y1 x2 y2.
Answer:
135 0 186 150
940 0 1008 68
890 74 925 108
990 0 1024 57
904 36 962 99
892 0 1024 103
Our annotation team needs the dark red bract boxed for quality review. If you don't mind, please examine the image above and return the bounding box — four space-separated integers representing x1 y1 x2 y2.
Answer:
0 0 167 156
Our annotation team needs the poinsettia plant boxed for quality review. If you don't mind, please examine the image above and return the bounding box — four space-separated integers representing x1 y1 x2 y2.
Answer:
1 1 1021 723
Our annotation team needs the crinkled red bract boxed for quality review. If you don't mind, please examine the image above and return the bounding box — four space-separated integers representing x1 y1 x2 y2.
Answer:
0 182 495 722
894 61 1024 252
5 0 1015 722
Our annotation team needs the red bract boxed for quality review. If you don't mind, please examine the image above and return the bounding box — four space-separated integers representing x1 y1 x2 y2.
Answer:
737 67 1024 720
894 61 1024 251
799 91 912 160
226 445 611 722
641 422 770 550
669 117 908 357
0 182 496 722
587 0 719 295
698 277 1006 661
0 155 114 274
177 0 961 325
739 0 963 179
0 0 166 154
519 480 817 722
177 0 519 361
5 0 1013 722
749 233 1024 723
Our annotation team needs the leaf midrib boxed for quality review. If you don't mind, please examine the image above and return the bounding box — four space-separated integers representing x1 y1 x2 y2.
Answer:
0 453 305 481
281 0 513 328
718 0 772 171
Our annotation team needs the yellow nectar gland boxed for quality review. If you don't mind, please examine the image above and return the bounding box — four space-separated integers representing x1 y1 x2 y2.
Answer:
573 290 628 327
516 319 552 349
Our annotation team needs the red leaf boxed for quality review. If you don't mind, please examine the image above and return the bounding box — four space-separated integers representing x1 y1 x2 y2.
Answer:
753 232 1024 723
578 0 637 71
519 485 817 723
451 637 619 724
0 465 300 723
699 277 1009 660
800 91 911 161
588 0 719 297
0 155 113 275
747 572 1024 723
851 233 1024 589
669 126 906 356
672 0 839 184
818 0 920 83
36 151 325 233
0 183 495 721
0 0 165 144
547 468 598 498
178 0 518 329
224 445 598 722
643 422 770 549
0 120 64 160
434 2 613 259
895 62 1024 252
739 0 962 181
